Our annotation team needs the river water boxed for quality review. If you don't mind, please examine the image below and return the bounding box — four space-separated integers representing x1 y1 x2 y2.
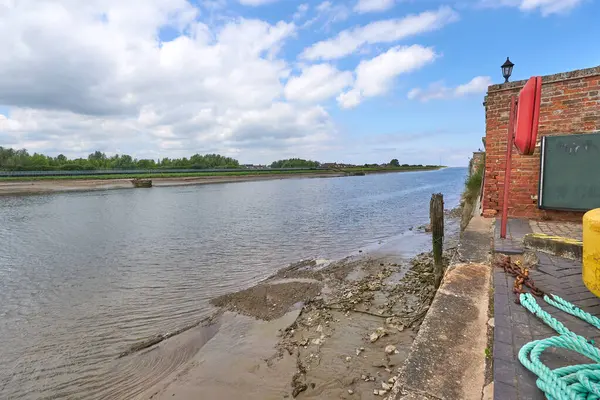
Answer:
0 168 467 399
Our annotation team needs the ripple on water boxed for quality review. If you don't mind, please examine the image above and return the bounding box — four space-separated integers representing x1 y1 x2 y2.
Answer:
0 168 467 398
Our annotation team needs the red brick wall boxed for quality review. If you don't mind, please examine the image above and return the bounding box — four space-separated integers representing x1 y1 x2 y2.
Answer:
482 66 600 220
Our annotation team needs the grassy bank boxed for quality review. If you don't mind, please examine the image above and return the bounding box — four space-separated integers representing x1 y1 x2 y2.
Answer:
0 166 443 181
464 166 483 204
460 157 485 230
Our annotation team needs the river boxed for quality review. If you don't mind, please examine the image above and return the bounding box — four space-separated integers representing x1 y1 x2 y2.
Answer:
0 167 467 399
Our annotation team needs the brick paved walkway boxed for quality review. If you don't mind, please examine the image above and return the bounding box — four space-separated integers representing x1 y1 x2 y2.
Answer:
494 219 531 255
493 220 600 399
529 220 583 241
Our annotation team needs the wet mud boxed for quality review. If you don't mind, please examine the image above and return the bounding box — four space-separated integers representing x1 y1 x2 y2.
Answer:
148 249 454 399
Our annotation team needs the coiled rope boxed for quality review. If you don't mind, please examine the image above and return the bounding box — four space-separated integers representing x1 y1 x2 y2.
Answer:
518 292 600 399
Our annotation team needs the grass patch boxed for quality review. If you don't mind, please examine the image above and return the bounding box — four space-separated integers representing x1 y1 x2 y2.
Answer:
0 166 442 181
464 166 483 204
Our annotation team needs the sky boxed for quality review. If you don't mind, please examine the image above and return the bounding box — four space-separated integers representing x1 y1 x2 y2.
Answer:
0 0 598 167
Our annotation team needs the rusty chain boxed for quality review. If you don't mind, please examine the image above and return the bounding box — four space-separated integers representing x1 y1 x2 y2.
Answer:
494 255 544 302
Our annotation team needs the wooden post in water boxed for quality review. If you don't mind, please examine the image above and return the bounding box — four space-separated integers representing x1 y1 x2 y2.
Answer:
430 193 444 288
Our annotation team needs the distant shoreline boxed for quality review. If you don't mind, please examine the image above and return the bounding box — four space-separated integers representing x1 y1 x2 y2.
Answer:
0 167 443 196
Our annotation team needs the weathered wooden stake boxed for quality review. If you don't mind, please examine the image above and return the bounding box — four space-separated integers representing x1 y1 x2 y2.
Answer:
430 193 444 288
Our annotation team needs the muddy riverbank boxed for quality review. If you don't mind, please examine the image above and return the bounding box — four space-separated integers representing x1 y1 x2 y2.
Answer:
143 248 454 400
0 168 447 196
0 172 349 196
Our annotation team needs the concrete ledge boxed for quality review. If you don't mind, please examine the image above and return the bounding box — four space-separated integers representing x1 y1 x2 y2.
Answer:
391 217 493 400
523 233 583 260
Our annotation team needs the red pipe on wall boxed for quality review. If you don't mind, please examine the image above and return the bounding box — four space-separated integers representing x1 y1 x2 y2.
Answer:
500 95 518 239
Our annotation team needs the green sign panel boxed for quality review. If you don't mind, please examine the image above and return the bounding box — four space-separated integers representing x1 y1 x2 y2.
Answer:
539 133 600 211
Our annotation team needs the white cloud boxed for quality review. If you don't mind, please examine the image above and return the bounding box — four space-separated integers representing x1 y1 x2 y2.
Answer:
285 64 353 103
336 89 362 109
0 0 338 162
238 0 280 6
354 0 396 13
480 0 582 15
301 6 458 61
338 45 437 108
302 1 350 30
293 3 309 20
519 0 582 14
407 76 492 102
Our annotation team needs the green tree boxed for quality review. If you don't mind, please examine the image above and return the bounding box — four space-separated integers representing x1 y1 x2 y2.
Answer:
270 158 320 168
390 159 400 167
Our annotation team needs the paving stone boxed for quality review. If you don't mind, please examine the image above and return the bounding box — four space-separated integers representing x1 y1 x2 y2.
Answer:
493 341 515 361
513 322 532 338
495 326 513 344
495 313 511 328
512 334 533 349
495 381 518 399
494 359 517 386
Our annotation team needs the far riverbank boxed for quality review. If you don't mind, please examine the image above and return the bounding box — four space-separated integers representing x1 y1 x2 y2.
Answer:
0 167 443 196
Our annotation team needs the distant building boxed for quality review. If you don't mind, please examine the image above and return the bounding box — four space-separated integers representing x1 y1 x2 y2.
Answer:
242 164 267 169
322 162 356 168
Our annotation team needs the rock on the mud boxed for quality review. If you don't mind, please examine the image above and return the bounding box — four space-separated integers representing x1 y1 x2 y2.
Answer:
369 327 387 343
292 383 307 397
382 382 391 390
312 338 323 346
377 389 388 395
345 356 352 362
384 345 397 355
348 389 354 395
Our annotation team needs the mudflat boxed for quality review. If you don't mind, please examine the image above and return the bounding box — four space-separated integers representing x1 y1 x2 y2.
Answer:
142 251 453 400
0 172 346 196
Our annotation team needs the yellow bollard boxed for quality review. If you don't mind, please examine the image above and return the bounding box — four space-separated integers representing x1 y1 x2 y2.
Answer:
583 209 600 297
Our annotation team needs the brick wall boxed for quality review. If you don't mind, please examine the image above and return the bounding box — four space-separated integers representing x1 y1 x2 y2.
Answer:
482 66 600 220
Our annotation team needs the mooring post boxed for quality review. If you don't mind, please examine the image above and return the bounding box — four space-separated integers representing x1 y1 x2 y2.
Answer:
430 193 444 288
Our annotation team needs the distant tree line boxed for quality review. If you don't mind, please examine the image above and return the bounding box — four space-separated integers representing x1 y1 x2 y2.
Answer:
270 158 320 168
0 147 240 171
0 147 439 171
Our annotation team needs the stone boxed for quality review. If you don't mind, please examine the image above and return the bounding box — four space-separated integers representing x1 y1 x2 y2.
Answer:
382 382 391 390
316 324 323 332
348 389 354 395
487 318 495 328
384 345 397 355
311 338 323 346
377 390 388 395
369 332 380 343
345 356 352 362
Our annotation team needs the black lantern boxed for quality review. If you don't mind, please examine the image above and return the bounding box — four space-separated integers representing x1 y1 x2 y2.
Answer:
501 57 514 83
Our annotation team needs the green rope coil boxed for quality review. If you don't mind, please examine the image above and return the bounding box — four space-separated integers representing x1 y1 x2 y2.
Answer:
518 293 600 399
544 294 600 331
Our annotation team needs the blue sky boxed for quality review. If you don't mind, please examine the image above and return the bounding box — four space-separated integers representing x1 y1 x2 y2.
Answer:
0 0 598 166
